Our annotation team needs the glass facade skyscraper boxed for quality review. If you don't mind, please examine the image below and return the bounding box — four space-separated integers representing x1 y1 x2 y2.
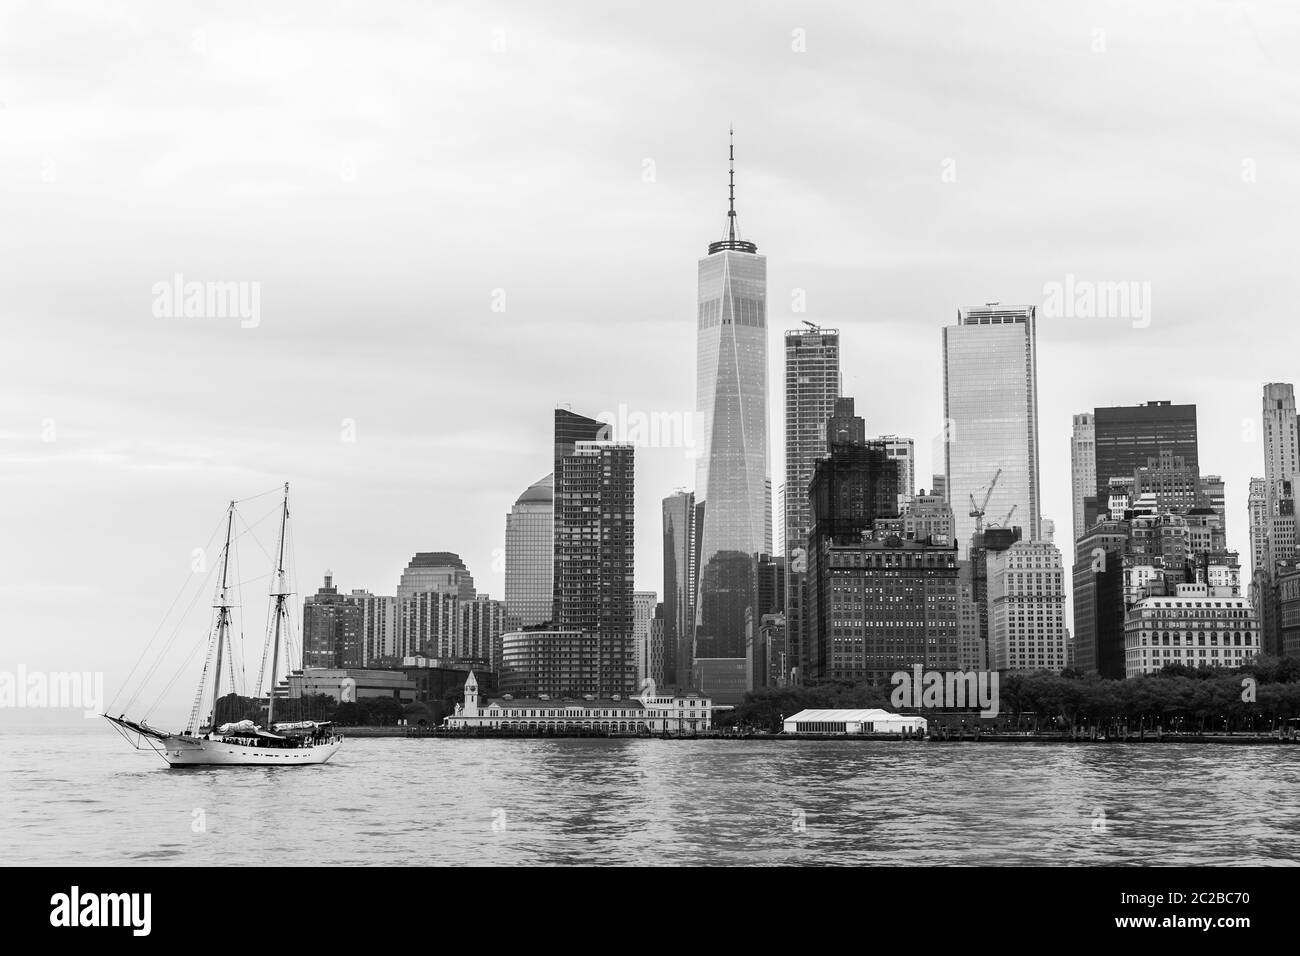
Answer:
693 135 771 661
661 490 695 688
1091 400 1198 522
942 304 1041 557
504 474 553 631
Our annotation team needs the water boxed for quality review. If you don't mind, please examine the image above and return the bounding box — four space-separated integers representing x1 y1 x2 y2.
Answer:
4 728 1299 865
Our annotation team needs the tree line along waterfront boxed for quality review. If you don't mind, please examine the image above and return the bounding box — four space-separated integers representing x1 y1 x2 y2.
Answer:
723 657 1300 735
204 657 1300 737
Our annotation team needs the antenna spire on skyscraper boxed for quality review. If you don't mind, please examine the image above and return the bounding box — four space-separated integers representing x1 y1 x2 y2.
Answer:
708 125 757 255
728 124 736 241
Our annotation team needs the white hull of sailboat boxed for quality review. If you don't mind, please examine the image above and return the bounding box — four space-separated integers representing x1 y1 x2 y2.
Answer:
161 737 341 767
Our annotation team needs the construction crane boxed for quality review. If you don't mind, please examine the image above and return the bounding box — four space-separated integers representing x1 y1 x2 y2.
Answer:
968 468 1002 533
989 503 1017 529
802 319 821 332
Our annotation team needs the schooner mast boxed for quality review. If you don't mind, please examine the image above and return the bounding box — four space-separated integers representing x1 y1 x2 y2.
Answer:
188 501 236 735
266 483 291 726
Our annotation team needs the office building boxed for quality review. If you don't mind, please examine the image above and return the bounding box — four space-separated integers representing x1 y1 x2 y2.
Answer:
1263 383 1300 507
504 474 554 631
878 436 915 514
1071 412 1096 544
986 541 1069 672
1089 401 1198 526
694 132 772 666
783 326 840 682
811 533 960 684
662 490 696 688
633 591 657 687
942 304 1041 556
1123 585 1259 677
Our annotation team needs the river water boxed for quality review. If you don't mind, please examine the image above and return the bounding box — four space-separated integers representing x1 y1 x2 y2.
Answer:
4 728 1298 865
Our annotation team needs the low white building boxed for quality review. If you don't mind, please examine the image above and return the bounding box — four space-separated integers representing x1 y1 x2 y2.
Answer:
444 673 713 732
782 708 927 735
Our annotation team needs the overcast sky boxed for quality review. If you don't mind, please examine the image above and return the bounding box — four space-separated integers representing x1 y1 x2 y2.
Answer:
4 1 1299 722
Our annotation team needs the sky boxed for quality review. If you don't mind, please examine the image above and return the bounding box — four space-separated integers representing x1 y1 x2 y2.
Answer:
3 0 1300 724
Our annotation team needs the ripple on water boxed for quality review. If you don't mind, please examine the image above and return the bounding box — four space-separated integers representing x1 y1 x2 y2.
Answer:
4 733 1300 865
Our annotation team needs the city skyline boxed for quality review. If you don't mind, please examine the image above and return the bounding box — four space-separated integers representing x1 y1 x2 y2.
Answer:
6 1 1299 720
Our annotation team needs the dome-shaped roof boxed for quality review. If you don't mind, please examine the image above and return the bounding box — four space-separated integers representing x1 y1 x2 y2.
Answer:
515 474 553 506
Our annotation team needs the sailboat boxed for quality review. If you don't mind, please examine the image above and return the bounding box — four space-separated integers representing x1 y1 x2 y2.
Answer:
105 484 342 767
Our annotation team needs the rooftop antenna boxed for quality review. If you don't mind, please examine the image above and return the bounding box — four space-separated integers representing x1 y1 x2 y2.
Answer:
708 128 757 255
727 125 736 241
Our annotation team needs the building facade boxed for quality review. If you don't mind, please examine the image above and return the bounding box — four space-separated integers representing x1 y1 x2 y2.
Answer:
553 437 636 696
504 474 553 631
986 540 1069 672
302 572 363 668
396 552 476 658
1071 412 1096 544
942 304 1041 556
446 672 713 733
1123 585 1259 677
694 134 772 667
498 629 599 698
351 590 398 665
661 489 696 688
1090 400 1198 528
878 435 916 515
811 534 960 684
633 591 657 687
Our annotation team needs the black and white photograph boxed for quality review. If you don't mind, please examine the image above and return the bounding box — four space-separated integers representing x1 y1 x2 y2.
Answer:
2 0 1295 927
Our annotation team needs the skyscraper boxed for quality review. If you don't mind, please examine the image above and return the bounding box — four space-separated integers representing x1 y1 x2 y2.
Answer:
1249 476 1269 580
782 326 840 681
987 541 1068 672
302 572 362 668
661 490 695 688
554 438 636 695
552 407 609 623
878 436 915 514
1071 412 1096 543
633 591 657 686
1262 383 1300 506
350 589 398 665
942 304 1041 556
1091 401 1198 523
504 474 553 631
396 553 476 658
694 130 771 660
804 399 902 679
460 595 506 669
783 329 840 551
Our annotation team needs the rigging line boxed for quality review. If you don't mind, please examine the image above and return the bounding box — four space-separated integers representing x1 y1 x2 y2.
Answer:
233 484 287 505
142 607 219 720
121 561 221 716
109 510 226 713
